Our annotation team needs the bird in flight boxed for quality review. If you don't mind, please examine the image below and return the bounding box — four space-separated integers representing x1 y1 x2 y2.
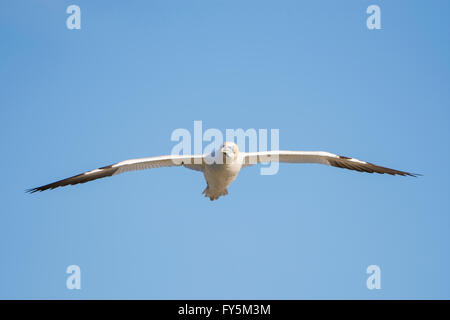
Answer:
27 142 419 201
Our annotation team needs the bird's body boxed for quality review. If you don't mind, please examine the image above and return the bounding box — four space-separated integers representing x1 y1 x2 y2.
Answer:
199 142 243 200
203 160 242 201
28 142 419 201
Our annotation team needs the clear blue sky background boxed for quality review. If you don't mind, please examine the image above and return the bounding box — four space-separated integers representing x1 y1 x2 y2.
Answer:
1 0 449 299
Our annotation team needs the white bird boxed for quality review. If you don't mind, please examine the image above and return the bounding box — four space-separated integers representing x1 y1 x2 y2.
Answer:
27 142 419 200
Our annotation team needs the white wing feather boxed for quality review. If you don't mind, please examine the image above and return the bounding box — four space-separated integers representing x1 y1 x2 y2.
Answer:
28 154 204 193
242 151 418 177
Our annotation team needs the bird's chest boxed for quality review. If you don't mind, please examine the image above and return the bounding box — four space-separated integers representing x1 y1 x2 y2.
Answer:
204 163 241 189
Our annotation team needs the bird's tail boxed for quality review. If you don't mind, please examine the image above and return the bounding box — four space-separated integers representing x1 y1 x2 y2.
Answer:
202 185 228 201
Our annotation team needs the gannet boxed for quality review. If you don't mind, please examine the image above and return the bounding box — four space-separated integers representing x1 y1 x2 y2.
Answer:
27 142 418 201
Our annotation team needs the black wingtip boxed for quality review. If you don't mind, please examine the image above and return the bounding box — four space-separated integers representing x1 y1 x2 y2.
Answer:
26 187 39 194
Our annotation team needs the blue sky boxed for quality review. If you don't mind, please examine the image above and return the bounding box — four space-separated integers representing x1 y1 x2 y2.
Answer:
0 0 449 299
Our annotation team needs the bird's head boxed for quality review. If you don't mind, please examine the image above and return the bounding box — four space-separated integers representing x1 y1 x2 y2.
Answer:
220 142 239 164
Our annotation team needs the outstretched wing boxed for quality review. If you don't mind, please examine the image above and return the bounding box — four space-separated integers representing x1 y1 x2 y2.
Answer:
27 154 204 193
242 151 419 177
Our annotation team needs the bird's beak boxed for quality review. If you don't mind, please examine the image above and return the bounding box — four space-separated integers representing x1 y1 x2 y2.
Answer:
221 146 235 161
